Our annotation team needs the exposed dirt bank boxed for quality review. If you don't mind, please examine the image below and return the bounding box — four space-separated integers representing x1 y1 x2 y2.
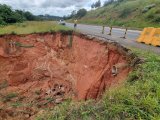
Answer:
0 32 139 120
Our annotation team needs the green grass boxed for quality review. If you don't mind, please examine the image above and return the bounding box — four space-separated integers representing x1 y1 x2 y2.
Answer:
1 92 18 102
36 49 160 120
0 21 71 35
74 0 160 29
10 102 22 108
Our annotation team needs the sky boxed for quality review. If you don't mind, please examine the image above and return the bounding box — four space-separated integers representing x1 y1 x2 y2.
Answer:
0 0 106 16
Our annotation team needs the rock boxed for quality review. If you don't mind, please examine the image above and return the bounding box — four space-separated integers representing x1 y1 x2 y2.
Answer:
55 98 63 104
36 38 44 42
60 87 65 92
25 114 30 118
46 89 52 95
142 4 156 13
52 91 58 96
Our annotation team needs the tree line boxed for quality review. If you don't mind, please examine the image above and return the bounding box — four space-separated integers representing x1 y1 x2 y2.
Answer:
0 4 37 25
64 8 87 20
104 0 125 6
91 0 101 9
65 0 125 20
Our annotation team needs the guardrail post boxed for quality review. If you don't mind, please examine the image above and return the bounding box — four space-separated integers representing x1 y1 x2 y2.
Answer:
121 28 128 39
108 26 112 35
102 26 105 34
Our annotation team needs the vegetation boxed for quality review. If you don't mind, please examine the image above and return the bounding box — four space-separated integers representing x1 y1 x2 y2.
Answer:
64 8 87 20
74 0 160 28
91 0 101 9
10 102 22 108
0 21 71 35
36 49 160 120
104 0 124 6
76 9 87 19
0 4 37 25
1 92 18 102
37 15 63 21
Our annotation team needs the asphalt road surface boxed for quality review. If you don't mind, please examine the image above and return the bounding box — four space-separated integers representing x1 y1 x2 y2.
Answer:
66 23 160 55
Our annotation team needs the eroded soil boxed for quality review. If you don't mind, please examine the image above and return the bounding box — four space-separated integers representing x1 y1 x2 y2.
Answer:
0 32 138 120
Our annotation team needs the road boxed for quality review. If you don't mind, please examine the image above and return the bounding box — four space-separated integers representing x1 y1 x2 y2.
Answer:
66 23 160 54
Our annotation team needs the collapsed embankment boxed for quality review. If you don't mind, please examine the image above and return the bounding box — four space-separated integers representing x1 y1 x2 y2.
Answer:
0 32 139 119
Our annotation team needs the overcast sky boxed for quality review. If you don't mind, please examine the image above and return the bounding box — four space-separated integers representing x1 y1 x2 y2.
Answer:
0 0 106 16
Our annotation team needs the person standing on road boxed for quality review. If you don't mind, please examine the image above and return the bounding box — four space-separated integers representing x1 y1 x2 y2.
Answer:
74 19 78 29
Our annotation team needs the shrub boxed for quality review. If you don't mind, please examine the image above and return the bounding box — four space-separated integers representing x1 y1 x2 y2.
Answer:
119 7 133 18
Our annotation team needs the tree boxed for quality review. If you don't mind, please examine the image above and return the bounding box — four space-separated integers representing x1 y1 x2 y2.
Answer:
61 8 87 20
24 11 36 21
94 0 101 8
0 4 13 23
0 4 38 25
15 10 26 21
0 16 5 25
8 11 24 23
0 4 24 24
91 3 95 9
104 0 114 6
103 0 124 6
91 0 101 9
70 10 77 18
76 9 87 18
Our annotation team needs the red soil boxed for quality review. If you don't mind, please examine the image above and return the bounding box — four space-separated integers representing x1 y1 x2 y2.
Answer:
0 32 137 119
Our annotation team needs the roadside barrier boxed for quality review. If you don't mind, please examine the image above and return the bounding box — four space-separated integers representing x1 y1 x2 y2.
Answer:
120 28 128 39
137 27 160 46
151 28 160 46
137 27 155 43
108 26 112 35
100 25 127 37
99 25 159 47
102 26 105 34
106 26 127 38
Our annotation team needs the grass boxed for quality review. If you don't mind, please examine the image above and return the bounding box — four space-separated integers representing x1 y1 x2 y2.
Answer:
1 92 18 102
0 21 71 35
10 102 22 108
36 49 160 120
74 0 160 29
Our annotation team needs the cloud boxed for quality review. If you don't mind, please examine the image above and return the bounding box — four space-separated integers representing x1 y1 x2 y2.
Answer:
41 0 86 8
0 0 106 16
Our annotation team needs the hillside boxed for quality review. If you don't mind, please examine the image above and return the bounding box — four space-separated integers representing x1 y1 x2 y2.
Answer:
78 0 160 28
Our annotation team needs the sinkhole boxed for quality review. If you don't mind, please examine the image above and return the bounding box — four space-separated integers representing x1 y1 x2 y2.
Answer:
0 31 139 107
